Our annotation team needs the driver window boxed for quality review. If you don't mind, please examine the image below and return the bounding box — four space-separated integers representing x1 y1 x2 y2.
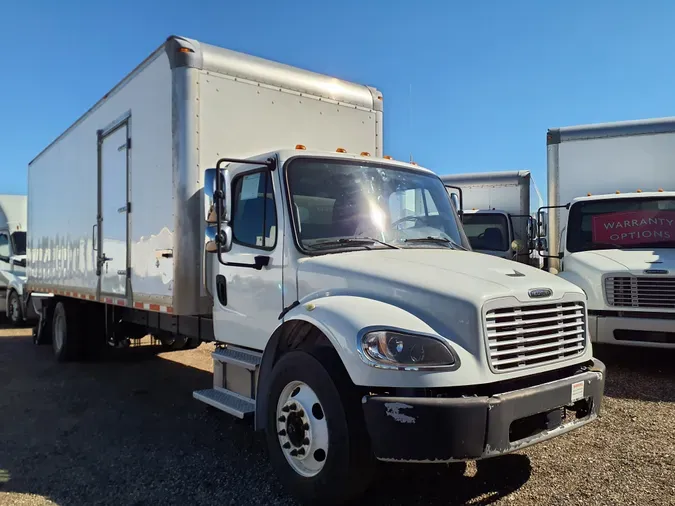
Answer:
0 233 9 259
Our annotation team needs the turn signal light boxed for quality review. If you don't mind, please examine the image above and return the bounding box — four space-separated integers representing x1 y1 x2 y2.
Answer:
178 47 193 53
336 148 347 153
295 144 306 150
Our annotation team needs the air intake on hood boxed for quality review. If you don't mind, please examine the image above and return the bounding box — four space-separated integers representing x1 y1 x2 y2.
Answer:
484 301 587 372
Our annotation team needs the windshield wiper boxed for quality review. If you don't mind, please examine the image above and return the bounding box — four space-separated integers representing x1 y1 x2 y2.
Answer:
404 236 467 250
307 237 400 250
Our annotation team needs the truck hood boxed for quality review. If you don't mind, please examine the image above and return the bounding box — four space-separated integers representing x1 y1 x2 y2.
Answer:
566 249 675 274
297 249 583 306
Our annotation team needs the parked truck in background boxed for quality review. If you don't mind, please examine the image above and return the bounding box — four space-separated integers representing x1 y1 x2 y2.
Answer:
543 117 675 349
0 194 32 325
441 171 544 267
27 35 605 504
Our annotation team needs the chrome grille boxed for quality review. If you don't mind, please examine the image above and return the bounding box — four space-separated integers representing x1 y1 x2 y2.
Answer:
485 301 587 372
605 276 675 309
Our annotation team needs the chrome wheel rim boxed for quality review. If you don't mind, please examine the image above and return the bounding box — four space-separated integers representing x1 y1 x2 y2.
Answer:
276 381 329 477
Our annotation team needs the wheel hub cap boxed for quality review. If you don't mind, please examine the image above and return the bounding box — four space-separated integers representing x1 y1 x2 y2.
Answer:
276 381 329 477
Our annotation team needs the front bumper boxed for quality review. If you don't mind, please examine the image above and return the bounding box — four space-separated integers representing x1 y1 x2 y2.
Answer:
589 313 675 349
361 359 606 463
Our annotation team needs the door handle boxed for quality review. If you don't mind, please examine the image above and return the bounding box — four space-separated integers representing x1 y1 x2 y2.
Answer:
92 224 98 251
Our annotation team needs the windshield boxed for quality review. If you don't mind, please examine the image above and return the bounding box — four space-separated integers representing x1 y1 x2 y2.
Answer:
11 231 26 256
567 196 675 252
286 158 470 251
462 213 510 251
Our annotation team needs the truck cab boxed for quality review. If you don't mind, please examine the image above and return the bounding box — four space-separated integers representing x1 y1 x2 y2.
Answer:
552 190 675 348
0 194 32 325
201 148 605 502
460 208 516 258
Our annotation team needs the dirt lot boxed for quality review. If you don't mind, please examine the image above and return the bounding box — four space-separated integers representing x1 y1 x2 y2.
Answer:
0 326 673 506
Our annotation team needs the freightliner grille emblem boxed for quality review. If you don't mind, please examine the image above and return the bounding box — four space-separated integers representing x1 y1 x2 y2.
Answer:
528 288 553 299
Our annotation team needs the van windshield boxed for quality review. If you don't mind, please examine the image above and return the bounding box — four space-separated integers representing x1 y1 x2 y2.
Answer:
567 196 675 252
462 213 510 251
286 158 470 252
11 231 26 256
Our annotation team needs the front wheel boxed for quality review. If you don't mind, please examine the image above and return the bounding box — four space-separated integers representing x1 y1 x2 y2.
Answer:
7 290 23 326
265 349 374 505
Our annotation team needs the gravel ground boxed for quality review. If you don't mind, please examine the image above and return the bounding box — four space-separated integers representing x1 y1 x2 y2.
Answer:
0 326 673 505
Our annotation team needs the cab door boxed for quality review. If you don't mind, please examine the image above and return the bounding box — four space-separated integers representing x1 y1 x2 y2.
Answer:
209 165 285 351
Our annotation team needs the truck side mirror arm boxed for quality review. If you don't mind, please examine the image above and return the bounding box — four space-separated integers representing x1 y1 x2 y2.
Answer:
210 156 277 270
536 203 569 259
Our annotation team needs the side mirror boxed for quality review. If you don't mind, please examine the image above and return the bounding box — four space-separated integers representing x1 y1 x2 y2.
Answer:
511 239 527 254
204 168 231 225
538 211 548 238
536 237 548 252
450 193 460 212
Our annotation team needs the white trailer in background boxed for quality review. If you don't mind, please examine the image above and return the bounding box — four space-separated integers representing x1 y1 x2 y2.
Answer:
543 117 675 349
27 35 605 504
441 171 543 266
0 194 33 325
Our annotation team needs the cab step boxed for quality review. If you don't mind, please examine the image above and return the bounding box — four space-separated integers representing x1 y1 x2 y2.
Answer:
193 345 262 418
193 388 255 418
212 346 262 370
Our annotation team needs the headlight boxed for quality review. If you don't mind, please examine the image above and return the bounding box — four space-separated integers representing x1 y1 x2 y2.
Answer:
360 330 457 369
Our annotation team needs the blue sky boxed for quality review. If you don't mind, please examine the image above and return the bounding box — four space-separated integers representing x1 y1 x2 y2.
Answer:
2 0 675 196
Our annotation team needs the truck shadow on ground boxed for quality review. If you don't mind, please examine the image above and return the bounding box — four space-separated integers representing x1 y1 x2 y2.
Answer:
0 333 534 505
593 344 675 403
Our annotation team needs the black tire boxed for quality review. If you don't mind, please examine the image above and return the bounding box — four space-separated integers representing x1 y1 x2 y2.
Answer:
160 335 188 350
7 290 23 326
184 337 201 350
265 348 374 505
52 301 84 362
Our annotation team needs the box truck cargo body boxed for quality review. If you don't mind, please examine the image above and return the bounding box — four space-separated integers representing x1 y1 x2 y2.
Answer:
28 38 382 315
544 117 675 349
440 171 543 266
27 36 605 504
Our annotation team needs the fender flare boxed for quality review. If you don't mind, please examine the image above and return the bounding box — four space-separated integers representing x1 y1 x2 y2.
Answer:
254 295 448 430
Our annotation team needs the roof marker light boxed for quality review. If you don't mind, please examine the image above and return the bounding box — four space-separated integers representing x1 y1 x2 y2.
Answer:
295 144 306 150
336 148 347 153
658 188 664 192
636 189 642 193
616 190 621 194
383 155 393 160
360 152 371 156
587 193 592 196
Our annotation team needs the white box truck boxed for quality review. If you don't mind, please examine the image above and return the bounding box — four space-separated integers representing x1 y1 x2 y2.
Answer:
543 117 675 349
441 171 543 266
0 194 33 325
27 36 605 504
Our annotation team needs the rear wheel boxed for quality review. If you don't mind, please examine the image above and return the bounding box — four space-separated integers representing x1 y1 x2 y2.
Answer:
160 335 188 350
52 301 83 361
7 290 23 326
265 348 374 504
